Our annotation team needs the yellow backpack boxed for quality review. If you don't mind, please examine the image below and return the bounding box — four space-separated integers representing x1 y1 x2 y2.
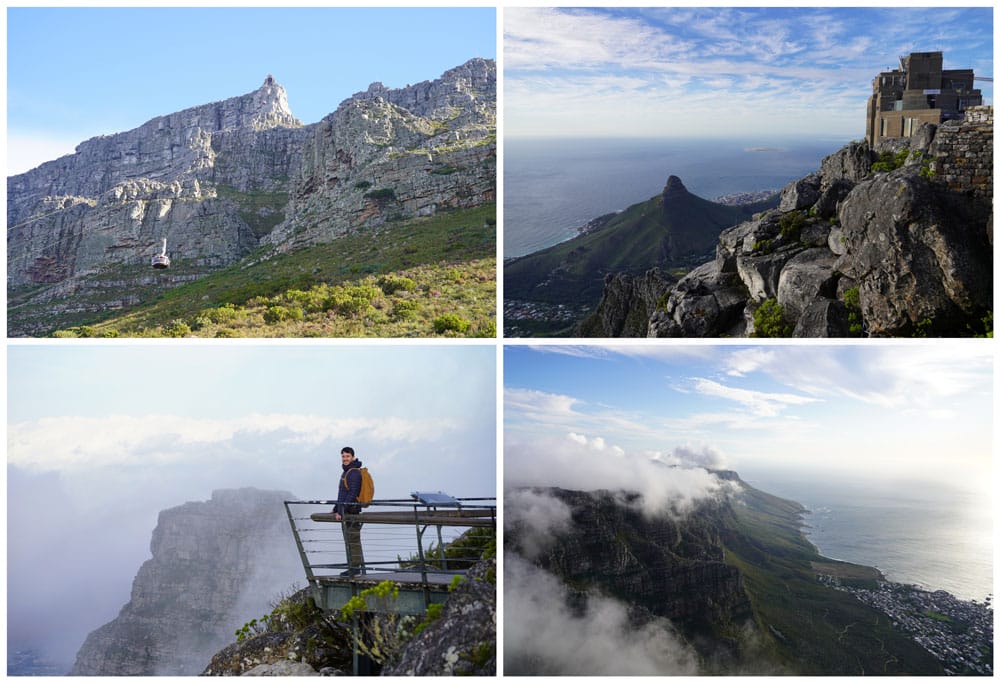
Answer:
343 467 375 507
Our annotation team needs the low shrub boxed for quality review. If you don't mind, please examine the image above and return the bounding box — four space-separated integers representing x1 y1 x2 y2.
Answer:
377 274 417 295
752 299 791 337
433 313 472 334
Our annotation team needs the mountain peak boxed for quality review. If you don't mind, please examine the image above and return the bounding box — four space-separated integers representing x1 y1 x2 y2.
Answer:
661 175 690 208
249 74 299 130
663 175 688 195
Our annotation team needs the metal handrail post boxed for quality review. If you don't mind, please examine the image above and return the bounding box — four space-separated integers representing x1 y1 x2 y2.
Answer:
284 502 316 583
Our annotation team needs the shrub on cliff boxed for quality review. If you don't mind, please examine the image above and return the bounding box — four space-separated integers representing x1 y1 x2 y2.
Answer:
752 299 791 337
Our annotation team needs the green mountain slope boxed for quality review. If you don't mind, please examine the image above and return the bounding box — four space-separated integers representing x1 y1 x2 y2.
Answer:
504 177 776 308
38 204 496 338
719 476 943 674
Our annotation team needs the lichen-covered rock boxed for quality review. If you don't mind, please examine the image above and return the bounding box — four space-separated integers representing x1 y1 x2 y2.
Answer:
610 111 992 338
813 178 854 219
778 172 821 211
736 248 798 302
792 299 850 337
775 248 839 321
818 141 872 187
836 167 992 336
648 261 747 337
243 660 319 676
383 557 497 676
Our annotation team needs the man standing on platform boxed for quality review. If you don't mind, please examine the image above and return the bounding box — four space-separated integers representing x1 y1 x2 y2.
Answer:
335 446 365 576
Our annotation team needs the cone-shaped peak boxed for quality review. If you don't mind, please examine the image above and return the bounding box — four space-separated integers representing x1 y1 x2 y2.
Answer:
661 175 690 207
664 175 687 194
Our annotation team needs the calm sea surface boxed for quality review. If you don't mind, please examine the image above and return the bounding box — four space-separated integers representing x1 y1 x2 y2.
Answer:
504 137 846 258
746 472 993 602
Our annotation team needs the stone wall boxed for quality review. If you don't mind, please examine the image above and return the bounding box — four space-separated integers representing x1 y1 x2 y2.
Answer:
930 105 993 199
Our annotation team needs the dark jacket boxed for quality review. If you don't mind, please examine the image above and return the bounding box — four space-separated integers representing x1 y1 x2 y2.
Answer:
336 459 364 516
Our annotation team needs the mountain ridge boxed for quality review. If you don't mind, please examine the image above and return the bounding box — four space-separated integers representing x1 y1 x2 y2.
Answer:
503 174 776 336
505 470 954 674
7 58 496 336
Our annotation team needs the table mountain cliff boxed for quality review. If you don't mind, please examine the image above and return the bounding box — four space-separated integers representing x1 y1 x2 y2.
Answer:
567 108 992 337
505 472 944 674
7 58 496 336
69 488 302 676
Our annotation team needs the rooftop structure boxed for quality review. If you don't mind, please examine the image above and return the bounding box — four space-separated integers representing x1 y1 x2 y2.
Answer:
866 51 983 146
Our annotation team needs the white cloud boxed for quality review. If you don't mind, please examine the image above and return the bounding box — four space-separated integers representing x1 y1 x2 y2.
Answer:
724 348 776 376
503 488 573 560
504 387 580 421
505 432 732 518
7 413 459 472
504 554 700 675
691 377 820 416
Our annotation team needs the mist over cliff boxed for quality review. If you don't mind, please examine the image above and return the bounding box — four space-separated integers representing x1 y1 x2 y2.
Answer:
68 489 302 675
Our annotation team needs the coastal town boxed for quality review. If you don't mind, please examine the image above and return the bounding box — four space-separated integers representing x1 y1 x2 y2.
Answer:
819 575 993 675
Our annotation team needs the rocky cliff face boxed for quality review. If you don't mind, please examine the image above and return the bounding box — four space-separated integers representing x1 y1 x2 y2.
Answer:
646 109 993 337
577 268 676 337
69 488 303 676
264 58 496 251
7 59 496 336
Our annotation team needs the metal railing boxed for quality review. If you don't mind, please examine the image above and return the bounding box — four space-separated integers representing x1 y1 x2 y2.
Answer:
284 496 496 596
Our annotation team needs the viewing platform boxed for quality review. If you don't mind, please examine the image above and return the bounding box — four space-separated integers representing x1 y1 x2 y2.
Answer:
284 493 496 615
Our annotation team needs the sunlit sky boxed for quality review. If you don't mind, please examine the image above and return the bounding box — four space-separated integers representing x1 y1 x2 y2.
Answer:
505 6 994 140
504 343 993 494
5 6 496 174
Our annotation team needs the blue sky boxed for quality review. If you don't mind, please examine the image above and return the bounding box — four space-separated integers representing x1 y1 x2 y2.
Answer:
6 6 496 174
505 6 994 139
504 344 993 494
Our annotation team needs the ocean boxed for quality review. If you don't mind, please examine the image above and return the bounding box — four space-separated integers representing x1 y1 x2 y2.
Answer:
745 471 993 603
503 136 847 258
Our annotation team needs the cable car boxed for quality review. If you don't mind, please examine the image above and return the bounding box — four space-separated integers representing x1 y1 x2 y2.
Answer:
151 238 171 269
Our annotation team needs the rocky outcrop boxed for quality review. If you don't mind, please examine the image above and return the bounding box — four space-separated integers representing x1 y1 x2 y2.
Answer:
577 268 675 337
70 489 303 676
646 109 992 337
385 556 496 675
264 59 496 252
7 59 496 336
202 555 496 676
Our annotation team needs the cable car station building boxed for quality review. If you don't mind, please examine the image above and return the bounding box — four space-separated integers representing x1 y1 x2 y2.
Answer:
866 51 983 146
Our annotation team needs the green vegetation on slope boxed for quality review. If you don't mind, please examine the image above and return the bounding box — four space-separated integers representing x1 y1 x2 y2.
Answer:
719 481 944 674
49 204 496 338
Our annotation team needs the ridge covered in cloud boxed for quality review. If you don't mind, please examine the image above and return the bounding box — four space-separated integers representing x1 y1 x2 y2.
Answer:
504 554 700 675
505 431 732 518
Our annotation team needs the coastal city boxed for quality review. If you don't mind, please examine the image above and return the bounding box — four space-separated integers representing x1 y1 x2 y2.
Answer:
819 576 993 675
